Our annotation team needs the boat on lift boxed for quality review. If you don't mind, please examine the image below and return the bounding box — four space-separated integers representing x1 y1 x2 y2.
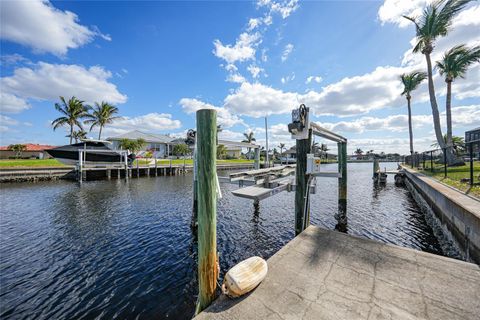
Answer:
46 139 126 166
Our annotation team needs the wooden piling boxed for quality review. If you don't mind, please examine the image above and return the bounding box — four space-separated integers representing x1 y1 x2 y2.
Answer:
373 158 380 182
195 109 218 314
294 129 312 236
336 142 347 231
254 147 260 170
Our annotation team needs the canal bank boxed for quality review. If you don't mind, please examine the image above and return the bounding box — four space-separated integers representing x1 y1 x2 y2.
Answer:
402 166 480 264
0 163 254 183
195 226 480 320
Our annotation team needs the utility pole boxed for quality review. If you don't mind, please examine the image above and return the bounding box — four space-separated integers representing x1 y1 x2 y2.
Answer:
265 116 269 168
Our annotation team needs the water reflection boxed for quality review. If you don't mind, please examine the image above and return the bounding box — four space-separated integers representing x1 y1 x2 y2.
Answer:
0 163 462 320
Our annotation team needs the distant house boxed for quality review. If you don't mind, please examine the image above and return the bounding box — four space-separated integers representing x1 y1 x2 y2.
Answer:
225 146 242 159
281 147 297 163
107 130 179 158
465 127 480 159
0 144 56 159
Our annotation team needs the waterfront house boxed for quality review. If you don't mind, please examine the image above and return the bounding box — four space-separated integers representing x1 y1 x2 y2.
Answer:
281 147 297 163
0 144 56 159
225 145 242 159
107 130 178 158
465 127 480 160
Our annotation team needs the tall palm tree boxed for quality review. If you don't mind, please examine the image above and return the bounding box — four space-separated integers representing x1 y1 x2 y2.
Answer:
242 131 256 159
436 44 480 160
403 0 472 159
354 148 364 159
431 134 465 154
84 102 120 140
52 96 89 144
400 71 427 161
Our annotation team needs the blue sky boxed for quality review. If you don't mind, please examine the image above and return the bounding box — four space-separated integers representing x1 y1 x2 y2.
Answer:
1 0 479 154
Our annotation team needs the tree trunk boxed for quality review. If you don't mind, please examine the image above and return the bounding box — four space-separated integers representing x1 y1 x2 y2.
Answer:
69 124 73 144
425 52 445 148
407 96 414 158
98 126 103 140
425 52 455 164
444 80 464 165
446 80 453 148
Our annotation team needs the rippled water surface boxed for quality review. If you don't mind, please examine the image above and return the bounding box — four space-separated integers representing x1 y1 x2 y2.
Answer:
0 163 459 319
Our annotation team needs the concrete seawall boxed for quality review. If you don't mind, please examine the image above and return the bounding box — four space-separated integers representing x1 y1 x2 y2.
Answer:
0 163 255 183
402 166 480 264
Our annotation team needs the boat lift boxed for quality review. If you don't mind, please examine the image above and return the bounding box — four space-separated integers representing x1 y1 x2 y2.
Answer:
224 105 346 197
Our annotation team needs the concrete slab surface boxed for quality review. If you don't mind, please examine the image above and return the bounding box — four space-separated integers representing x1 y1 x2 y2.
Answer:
195 226 480 320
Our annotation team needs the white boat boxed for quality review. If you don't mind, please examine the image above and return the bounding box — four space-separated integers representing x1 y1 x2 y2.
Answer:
46 140 125 166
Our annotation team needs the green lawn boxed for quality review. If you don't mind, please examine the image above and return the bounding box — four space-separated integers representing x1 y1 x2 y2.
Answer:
410 161 480 198
0 159 66 168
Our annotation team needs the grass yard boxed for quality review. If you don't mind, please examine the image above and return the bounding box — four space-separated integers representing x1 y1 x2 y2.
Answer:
413 161 480 198
0 159 66 168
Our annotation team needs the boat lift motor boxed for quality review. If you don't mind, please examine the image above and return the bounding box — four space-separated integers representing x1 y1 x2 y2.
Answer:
288 104 310 140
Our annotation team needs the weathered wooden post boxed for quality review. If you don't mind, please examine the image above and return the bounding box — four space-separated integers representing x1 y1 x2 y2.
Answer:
155 157 158 176
195 109 218 314
136 157 139 177
373 157 379 183
294 129 312 236
336 141 348 232
254 146 260 170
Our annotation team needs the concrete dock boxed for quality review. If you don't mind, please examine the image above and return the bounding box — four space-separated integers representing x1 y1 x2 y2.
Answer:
196 226 480 320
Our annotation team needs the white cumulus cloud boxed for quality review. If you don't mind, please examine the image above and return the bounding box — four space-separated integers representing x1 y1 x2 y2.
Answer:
0 0 110 56
213 32 261 65
224 82 298 117
104 113 182 137
1 62 127 113
180 98 245 128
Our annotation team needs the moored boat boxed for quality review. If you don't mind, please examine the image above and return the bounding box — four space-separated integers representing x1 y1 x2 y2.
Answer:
46 140 125 166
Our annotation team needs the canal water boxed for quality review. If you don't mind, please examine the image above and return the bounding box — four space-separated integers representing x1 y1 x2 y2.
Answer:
0 162 460 319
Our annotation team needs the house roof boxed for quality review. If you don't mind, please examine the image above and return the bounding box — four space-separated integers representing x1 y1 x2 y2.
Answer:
107 130 175 144
0 144 57 151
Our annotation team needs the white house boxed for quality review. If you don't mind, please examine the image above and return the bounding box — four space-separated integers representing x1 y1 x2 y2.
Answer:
107 130 178 158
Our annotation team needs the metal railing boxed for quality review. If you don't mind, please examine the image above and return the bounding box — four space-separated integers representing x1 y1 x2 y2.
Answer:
404 143 479 186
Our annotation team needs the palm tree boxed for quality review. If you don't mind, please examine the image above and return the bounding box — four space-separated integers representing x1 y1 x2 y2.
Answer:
66 130 87 143
84 102 120 140
431 135 465 154
436 44 480 161
242 131 256 159
403 0 472 160
8 144 26 159
354 148 363 159
52 96 89 144
400 71 427 161
320 143 329 159
278 143 285 164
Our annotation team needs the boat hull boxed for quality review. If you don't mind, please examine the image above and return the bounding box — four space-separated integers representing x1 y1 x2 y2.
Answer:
46 142 123 166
